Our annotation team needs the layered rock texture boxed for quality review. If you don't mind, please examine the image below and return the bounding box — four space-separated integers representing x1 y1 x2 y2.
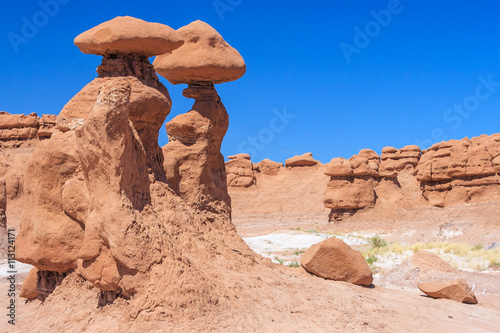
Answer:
227 133 500 224
416 135 500 207
0 112 56 141
225 153 255 188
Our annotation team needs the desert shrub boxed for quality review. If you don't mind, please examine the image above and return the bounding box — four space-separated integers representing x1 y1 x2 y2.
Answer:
287 261 301 268
366 255 378 265
369 235 388 249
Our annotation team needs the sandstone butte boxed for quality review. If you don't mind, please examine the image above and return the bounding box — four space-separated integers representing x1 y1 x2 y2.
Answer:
0 15 499 333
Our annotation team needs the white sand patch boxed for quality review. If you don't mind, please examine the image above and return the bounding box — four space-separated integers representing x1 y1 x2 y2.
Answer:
0 259 33 277
243 231 371 254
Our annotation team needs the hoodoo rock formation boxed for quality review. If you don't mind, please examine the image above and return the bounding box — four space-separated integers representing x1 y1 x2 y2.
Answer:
416 135 500 207
226 133 500 224
155 20 246 206
323 150 381 221
225 153 256 188
16 17 257 313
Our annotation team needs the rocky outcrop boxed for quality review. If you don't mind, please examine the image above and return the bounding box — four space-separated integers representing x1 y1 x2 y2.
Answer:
300 237 373 286
320 134 500 221
225 154 255 188
324 150 381 221
285 152 319 167
0 112 57 141
380 145 421 177
416 135 500 207
417 279 478 304
253 158 283 176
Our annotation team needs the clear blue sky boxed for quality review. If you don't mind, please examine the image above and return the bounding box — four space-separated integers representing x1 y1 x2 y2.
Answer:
1 1 499 163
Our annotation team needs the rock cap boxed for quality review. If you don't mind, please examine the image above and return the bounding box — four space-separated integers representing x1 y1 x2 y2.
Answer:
74 16 184 57
154 20 246 84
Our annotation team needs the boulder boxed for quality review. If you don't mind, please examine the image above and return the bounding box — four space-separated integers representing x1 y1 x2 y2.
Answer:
410 250 457 273
154 20 246 85
300 237 373 286
417 279 478 304
20 267 39 300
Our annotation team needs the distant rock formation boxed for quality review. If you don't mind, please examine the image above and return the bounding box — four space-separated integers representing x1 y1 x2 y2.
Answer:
321 134 500 221
285 152 320 167
416 135 500 207
253 158 283 175
0 112 56 142
323 150 381 221
226 134 500 223
225 154 255 188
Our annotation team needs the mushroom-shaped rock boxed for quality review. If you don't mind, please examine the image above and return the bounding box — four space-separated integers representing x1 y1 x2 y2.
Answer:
300 237 373 286
417 279 478 304
325 157 353 177
253 159 283 176
74 16 184 56
285 153 319 167
154 20 246 84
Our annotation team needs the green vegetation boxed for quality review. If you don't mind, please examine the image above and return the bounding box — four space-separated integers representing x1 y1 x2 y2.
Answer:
366 255 378 265
369 235 388 248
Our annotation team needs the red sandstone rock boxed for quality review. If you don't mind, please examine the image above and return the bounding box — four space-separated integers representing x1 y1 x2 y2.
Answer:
300 237 373 286
417 279 478 304
324 157 353 177
225 154 255 188
20 267 39 300
154 20 246 85
253 158 283 176
74 16 183 56
410 251 457 273
324 177 376 210
285 153 319 167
